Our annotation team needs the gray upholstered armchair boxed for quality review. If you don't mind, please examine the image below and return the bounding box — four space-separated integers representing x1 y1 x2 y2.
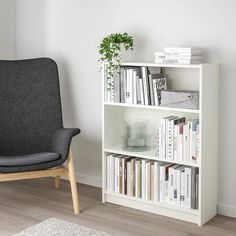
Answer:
0 58 80 214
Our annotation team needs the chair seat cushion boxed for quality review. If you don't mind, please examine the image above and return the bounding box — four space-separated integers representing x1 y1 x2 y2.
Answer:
0 152 61 167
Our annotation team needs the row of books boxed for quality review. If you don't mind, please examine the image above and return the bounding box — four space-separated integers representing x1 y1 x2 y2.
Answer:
154 116 200 164
105 66 167 105
106 153 199 209
155 47 203 65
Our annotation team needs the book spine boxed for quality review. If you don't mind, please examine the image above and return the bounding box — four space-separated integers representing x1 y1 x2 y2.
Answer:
135 160 141 198
153 79 159 106
150 163 154 201
141 160 146 200
141 67 150 105
133 70 137 105
196 174 199 209
184 167 191 208
160 118 166 159
139 77 144 105
119 158 122 194
169 167 174 203
127 161 131 196
191 167 196 209
155 58 201 64
167 119 173 160
180 170 185 207
126 69 132 104
149 74 154 105
173 125 178 161
122 158 125 194
145 162 151 200
136 76 141 104
120 68 126 103
107 155 110 191
176 169 181 206
113 71 120 102
159 166 165 202
153 162 159 201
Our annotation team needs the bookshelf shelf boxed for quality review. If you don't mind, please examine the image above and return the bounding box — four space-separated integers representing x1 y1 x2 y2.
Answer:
104 102 200 114
104 144 199 167
102 62 219 226
104 191 199 215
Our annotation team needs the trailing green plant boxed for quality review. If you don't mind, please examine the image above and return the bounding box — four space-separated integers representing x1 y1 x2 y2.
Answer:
99 33 133 89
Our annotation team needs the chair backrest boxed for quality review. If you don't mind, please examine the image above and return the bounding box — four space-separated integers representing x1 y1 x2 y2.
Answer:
0 58 63 156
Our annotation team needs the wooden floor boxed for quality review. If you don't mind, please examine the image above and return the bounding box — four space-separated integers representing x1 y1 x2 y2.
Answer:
0 178 235 236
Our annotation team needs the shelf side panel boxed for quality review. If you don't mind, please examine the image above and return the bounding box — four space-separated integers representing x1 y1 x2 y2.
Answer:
199 64 219 225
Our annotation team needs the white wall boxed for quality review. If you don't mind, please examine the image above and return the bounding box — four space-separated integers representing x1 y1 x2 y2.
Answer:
15 0 236 217
0 0 15 58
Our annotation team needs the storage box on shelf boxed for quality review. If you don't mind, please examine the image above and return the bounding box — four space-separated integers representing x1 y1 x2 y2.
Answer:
102 62 219 226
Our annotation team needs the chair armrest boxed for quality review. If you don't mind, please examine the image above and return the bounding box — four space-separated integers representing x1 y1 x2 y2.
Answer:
51 128 80 161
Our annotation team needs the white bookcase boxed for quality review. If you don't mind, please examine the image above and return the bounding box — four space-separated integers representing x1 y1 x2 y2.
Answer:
102 62 219 226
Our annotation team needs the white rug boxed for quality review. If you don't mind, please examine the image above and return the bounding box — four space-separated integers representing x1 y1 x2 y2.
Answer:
13 218 112 236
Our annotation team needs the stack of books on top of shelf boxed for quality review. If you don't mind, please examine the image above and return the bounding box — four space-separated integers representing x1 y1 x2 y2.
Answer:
105 66 167 104
106 153 199 209
154 116 200 165
155 47 203 65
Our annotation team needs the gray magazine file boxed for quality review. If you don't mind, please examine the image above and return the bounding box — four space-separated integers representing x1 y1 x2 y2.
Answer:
160 90 199 109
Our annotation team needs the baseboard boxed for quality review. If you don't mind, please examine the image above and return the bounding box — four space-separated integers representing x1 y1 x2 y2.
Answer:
75 172 102 188
218 204 236 218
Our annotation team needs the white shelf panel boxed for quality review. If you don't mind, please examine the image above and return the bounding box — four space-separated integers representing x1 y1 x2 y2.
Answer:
104 144 199 167
120 62 207 69
104 191 199 215
104 102 200 114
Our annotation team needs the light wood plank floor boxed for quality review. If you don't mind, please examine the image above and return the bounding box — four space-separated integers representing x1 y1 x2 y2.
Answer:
0 178 235 236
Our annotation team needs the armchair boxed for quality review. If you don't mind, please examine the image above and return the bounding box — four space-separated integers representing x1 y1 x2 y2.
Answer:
0 58 80 214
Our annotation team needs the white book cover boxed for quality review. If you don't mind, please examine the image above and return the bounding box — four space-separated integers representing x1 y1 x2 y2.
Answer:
168 164 179 204
176 166 184 206
164 47 202 54
180 169 185 207
184 167 192 209
149 74 155 105
136 76 141 104
120 67 126 103
139 77 144 105
135 159 141 198
141 159 146 200
107 155 111 191
173 125 178 161
177 124 184 162
141 67 150 105
160 118 166 160
126 69 133 104
110 155 115 192
153 162 160 202
155 58 202 65
190 119 199 165
114 156 119 193
168 166 174 203
183 122 190 163
166 117 178 161
159 165 165 202
153 79 159 106
160 163 172 202
133 70 137 105
150 163 154 201
145 162 151 200
127 161 132 196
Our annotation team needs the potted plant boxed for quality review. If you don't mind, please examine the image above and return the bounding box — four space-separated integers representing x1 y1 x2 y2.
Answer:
99 33 133 89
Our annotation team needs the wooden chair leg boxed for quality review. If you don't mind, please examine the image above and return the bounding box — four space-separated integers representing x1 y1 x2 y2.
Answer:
67 149 80 214
54 176 61 189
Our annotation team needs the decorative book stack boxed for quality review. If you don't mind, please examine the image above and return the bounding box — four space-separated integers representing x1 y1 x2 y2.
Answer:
155 47 202 64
